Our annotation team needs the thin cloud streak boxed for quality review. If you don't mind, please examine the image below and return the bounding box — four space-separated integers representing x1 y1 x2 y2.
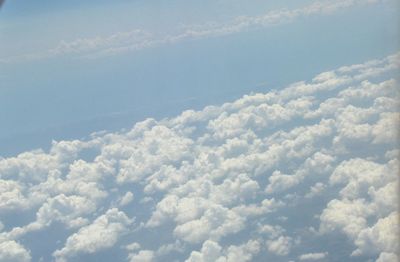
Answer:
0 0 385 63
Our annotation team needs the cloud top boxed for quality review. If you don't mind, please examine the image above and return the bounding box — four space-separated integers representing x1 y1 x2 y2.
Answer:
0 52 399 261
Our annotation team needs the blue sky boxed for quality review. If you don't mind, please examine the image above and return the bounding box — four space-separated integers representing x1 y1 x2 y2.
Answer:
0 1 399 262
0 0 398 156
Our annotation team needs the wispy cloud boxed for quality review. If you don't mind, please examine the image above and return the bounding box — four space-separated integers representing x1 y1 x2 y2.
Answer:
0 0 385 63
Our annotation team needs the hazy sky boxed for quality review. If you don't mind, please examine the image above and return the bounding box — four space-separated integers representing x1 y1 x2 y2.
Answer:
0 0 398 156
0 1 399 262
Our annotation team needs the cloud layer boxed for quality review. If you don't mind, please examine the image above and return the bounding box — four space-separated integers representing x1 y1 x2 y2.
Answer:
0 52 399 261
0 0 388 63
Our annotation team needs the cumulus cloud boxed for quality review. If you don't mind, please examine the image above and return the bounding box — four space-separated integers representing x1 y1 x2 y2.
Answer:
266 236 293 256
0 239 31 262
319 157 399 258
305 182 326 198
128 250 155 262
0 52 398 261
186 239 260 262
119 191 135 207
53 208 133 261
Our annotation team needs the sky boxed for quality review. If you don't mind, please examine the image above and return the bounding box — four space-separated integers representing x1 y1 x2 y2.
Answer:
0 0 399 156
0 1 399 262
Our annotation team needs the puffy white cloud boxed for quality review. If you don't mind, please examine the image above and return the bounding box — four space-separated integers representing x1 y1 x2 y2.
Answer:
0 193 96 240
128 250 155 262
125 242 141 252
223 240 261 262
0 239 31 262
266 152 335 194
36 194 96 228
376 252 399 262
266 236 293 256
186 240 222 262
0 150 57 183
0 52 398 261
0 179 28 211
154 240 185 257
258 224 286 239
372 112 399 144
305 182 326 198
320 199 371 238
185 239 260 262
173 205 246 243
320 156 399 258
259 223 295 257
265 171 301 194
353 212 399 257
53 208 133 261
119 191 134 207
116 125 193 184
329 158 395 200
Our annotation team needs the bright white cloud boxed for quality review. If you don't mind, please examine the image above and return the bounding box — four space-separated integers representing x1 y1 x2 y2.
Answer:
128 250 155 262
0 53 398 261
266 236 293 256
119 191 134 207
186 239 260 262
0 239 31 262
53 208 133 261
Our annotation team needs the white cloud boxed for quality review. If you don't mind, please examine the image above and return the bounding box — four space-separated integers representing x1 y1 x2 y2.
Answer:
125 242 141 252
128 250 155 262
329 158 395 200
376 252 399 262
266 152 335 194
224 240 261 262
0 239 31 262
173 204 246 243
1 0 387 63
266 236 293 256
319 156 399 257
298 252 328 260
265 171 301 194
185 239 260 262
353 212 399 257
155 240 185 257
0 150 58 184
53 208 133 261
0 53 398 261
305 182 326 198
36 194 96 228
186 240 222 262
119 191 134 207
258 223 295 257
0 179 28 211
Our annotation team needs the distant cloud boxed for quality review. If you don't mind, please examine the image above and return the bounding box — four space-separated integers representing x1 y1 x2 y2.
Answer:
0 0 387 63
186 239 260 262
0 52 398 261
128 250 155 262
266 236 293 256
298 252 328 260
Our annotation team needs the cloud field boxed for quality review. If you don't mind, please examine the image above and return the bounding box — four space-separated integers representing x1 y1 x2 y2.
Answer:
0 53 399 261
